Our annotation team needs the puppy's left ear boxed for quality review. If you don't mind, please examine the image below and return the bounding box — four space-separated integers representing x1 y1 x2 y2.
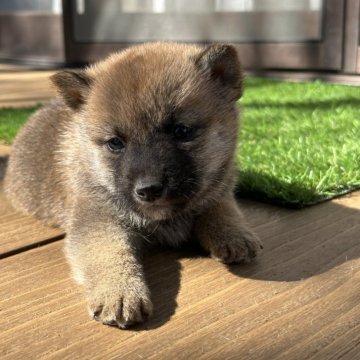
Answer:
195 44 243 101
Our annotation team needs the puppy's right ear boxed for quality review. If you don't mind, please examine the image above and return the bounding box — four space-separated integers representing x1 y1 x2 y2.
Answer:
50 70 92 110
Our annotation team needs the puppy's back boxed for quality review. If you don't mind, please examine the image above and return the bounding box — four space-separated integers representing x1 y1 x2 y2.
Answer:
4 100 69 226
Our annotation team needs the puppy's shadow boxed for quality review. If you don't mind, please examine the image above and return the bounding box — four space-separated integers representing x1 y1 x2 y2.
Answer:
136 186 360 329
133 242 205 330
231 196 360 283
0 155 9 181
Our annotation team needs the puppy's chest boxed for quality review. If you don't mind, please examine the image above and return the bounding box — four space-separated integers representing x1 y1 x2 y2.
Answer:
144 216 194 247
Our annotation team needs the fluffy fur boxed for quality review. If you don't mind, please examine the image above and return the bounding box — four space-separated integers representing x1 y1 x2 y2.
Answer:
5 42 262 328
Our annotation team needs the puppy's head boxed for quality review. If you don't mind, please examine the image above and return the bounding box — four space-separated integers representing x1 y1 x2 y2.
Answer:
52 42 242 223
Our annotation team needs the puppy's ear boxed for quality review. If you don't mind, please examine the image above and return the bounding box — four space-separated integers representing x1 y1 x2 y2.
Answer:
195 44 243 101
50 70 92 110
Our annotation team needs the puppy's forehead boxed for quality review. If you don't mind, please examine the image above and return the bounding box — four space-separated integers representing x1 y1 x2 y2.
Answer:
88 44 206 132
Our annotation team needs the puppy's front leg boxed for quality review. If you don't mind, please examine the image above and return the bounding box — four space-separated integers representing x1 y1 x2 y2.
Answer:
65 202 152 329
195 196 263 264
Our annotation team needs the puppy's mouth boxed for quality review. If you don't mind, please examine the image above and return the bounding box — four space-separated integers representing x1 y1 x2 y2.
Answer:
135 196 190 221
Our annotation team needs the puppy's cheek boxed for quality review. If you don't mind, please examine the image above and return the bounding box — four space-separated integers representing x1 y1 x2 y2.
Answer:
90 151 117 193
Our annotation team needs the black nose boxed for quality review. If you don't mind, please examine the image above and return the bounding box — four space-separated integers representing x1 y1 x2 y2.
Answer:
134 179 164 202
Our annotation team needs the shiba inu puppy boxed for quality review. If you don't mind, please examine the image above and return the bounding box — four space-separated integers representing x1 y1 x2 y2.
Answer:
5 42 262 328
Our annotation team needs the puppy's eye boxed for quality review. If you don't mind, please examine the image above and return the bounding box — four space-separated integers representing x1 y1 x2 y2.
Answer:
173 124 193 142
107 137 125 152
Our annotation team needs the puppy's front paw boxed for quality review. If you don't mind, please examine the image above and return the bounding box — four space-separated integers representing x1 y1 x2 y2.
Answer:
87 278 153 329
211 229 263 264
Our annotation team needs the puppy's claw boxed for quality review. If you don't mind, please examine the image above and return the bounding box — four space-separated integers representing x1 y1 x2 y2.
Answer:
87 281 153 329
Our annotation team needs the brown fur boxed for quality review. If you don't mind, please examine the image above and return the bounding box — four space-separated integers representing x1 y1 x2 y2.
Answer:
4 42 262 328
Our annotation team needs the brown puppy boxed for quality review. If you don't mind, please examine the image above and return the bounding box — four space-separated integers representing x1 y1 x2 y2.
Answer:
5 42 262 328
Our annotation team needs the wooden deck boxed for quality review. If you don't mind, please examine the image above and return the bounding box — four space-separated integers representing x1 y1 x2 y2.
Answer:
1 142 360 359
0 64 55 107
1 66 360 359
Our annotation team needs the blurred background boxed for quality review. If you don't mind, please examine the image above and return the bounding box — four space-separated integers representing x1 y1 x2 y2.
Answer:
0 0 358 81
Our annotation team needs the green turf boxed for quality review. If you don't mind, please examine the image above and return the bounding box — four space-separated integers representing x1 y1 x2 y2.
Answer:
0 78 359 207
0 106 40 144
236 77 360 207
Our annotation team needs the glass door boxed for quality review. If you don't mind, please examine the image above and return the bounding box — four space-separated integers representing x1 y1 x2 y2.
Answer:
63 0 344 70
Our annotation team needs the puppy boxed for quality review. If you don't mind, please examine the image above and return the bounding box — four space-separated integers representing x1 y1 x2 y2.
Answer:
5 42 262 328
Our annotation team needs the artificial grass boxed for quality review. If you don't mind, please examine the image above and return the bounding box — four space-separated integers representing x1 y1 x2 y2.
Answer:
236 78 360 207
0 78 359 207
0 106 40 144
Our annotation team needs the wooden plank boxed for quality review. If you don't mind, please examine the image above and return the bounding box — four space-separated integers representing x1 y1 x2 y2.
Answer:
0 145 64 256
0 145 10 157
0 192 359 359
0 184 64 257
0 70 56 107
0 197 63 258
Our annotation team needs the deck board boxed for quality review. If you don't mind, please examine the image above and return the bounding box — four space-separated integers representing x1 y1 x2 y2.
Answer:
0 183 64 257
0 69 56 107
2 65 359 359
0 191 359 359
0 146 64 256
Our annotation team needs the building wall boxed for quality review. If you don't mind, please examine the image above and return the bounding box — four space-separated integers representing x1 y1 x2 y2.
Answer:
0 0 61 13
